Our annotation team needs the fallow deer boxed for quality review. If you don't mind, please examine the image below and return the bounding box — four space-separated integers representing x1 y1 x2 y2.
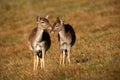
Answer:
28 16 51 70
51 17 76 65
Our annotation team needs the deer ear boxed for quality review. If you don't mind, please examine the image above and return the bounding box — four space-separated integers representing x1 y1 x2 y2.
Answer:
60 19 63 24
59 18 64 24
37 16 40 22
45 15 49 19
57 17 63 24
57 17 60 21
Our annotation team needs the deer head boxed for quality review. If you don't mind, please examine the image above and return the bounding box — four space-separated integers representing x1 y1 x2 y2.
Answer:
51 17 64 33
37 16 52 30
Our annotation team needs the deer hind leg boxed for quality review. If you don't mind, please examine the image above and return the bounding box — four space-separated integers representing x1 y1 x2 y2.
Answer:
67 50 71 64
67 46 71 64
40 48 45 68
40 58 42 68
40 53 43 68
41 51 45 68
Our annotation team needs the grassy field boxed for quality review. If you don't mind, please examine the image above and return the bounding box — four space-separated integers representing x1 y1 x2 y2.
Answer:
0 0 120 80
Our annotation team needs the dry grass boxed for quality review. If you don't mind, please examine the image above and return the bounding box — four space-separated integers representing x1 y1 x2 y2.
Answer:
0 0 120 80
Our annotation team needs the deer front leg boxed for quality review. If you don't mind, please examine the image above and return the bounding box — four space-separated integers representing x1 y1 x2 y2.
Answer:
60 53 62 65
62 50 65 65
34 53 39 70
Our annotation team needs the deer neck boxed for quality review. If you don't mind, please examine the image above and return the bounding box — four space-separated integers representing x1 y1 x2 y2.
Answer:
33 27 44 47
58 26 66 40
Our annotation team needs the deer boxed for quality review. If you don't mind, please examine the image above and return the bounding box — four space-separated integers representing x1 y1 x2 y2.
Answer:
28 16 52 70
51 17 76 65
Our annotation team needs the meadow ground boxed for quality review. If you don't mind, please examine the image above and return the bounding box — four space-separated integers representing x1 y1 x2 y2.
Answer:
0 0 120 80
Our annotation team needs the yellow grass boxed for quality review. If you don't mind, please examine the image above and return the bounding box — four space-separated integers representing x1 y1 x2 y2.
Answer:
0 0 120 80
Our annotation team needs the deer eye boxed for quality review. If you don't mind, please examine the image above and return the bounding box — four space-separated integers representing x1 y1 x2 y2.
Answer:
55 25 58 27
41 21 45 23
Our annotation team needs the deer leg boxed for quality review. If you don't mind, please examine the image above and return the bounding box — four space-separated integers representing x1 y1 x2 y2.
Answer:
39 58 41 67
67 50 71 64
34 53 37 70
40 55 43 68
42 51 45 68
60 52 62 65
40 58 42 68
36 55 39 69
33 54 36 70
41 49 45 68
62 50 65 65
